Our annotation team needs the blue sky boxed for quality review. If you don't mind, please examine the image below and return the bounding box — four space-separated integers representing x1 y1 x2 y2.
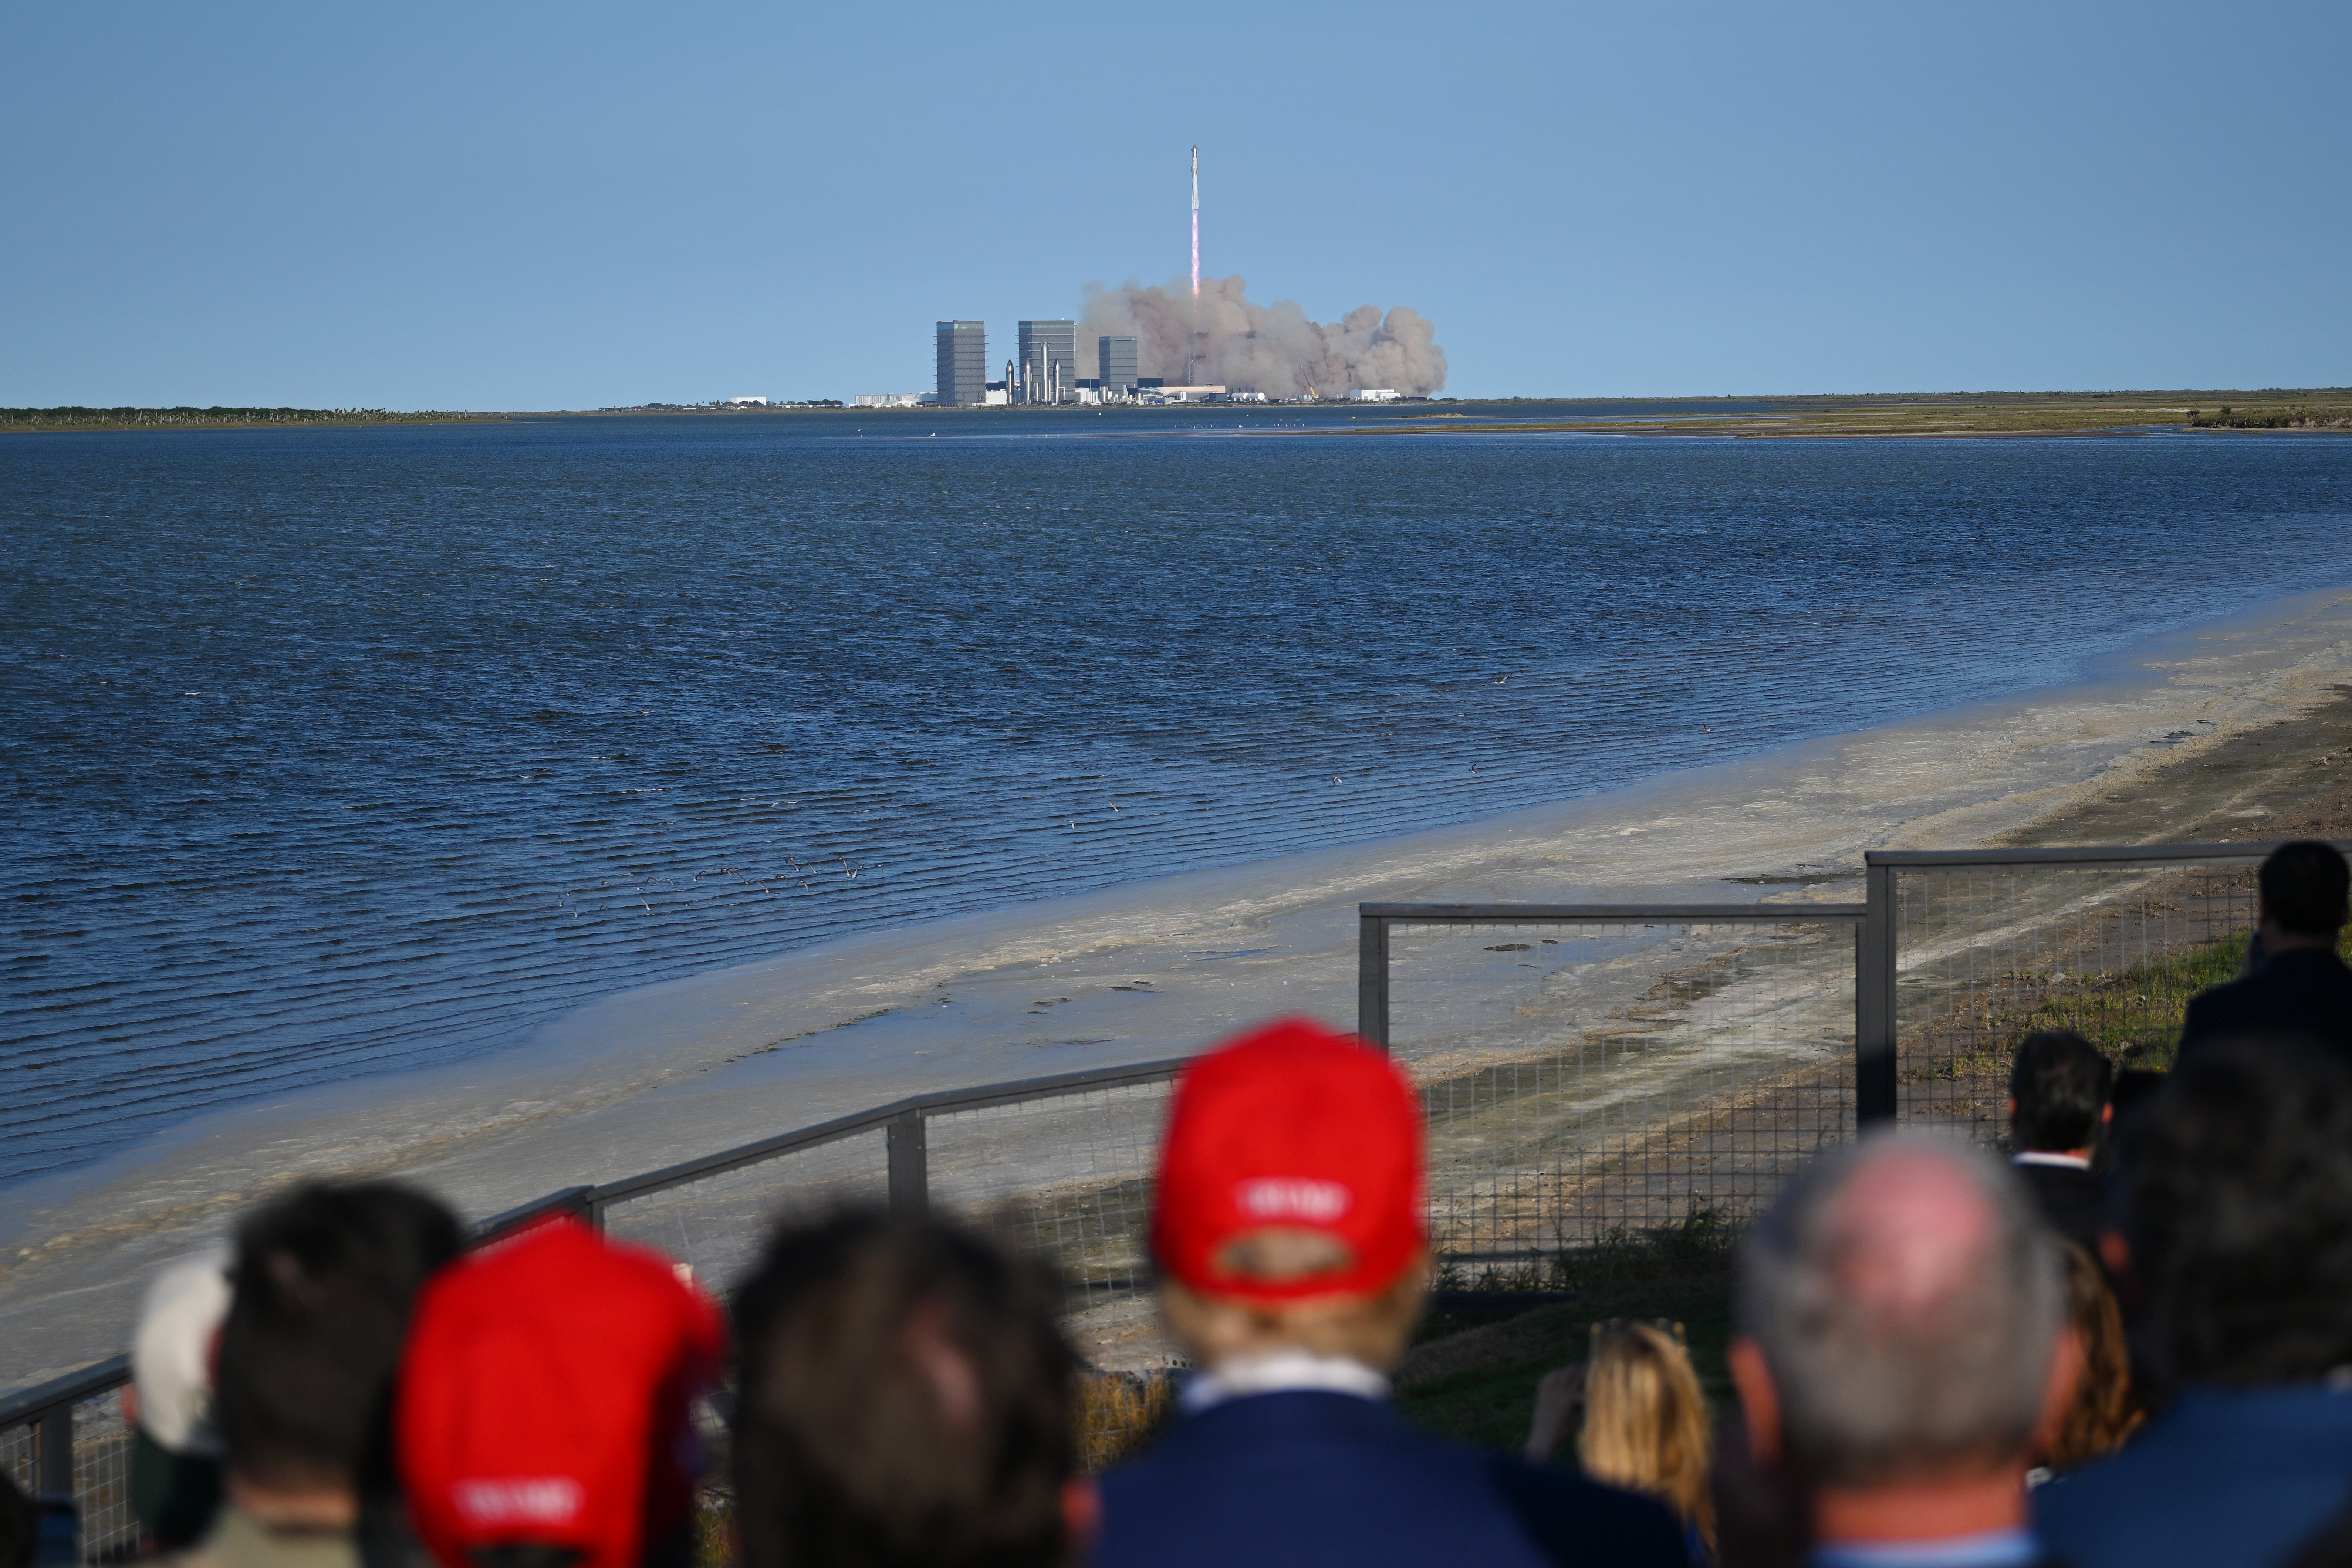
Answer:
3 2 2345 407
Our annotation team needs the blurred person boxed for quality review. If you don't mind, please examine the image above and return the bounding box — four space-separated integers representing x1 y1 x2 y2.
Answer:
2006 1030 2112 1258
127 1249 233 1550
2039 1241 2142 1475
2106 1067 2166 1126
1094 1017 1686 1568
2288 1496 2352 1568
730 1211 1080 1568
0 1467 31 1568
1706 1409 1808 1568
2177 841 2352 1061
396 1218 722 1568
176 1181 462 1568
1730 1133 2081 1568
2034 1040 2352 1568
1526 1324 1715 1561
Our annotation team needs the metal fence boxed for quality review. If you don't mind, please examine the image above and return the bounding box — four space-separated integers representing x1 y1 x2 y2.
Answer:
1866 842 2321 1144
1359 903 1866 1273
3 840 2325 1549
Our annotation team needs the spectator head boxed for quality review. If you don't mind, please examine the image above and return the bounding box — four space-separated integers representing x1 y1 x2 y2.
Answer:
2008 1030 2113 1154
397 1218 722 1568
1150 1017 1429 1371
1732 1133 2075 1491
216 1181 462 1507
1578 1323 1714 1557
731 1210 1079 1568
127 1250 232 1547
2116 1038 2352 1389
2260 841 2351 939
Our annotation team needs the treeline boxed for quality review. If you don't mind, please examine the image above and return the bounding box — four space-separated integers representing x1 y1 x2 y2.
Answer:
1 406 479 430
2183 405 2352 429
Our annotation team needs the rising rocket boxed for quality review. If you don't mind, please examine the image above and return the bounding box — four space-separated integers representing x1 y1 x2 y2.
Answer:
1190 145 1199 300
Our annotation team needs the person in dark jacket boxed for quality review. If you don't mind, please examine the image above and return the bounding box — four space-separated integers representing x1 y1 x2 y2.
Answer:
2034 1041 2352 1568
1092 1017 1686 1568
2178 841 2352 1062
2007 1030 2111 1258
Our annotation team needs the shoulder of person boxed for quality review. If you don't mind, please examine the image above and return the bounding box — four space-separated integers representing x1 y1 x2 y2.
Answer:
1483 1454 1687 1567
160 1508 364 1568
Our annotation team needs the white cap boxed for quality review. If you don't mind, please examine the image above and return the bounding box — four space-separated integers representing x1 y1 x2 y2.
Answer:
131 1248 232 1456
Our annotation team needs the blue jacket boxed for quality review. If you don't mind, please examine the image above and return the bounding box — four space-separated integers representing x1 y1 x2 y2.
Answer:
2034 1383 2352 1568
1094 1390 1689 1568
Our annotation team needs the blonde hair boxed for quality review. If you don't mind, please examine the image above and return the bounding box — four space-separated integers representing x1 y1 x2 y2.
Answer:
1578 1322 1714 1554
2044 1241 2143 1471
1159 1254 1429 1372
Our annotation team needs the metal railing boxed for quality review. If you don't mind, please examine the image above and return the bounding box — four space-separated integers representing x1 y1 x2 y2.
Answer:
6 842 2331 1552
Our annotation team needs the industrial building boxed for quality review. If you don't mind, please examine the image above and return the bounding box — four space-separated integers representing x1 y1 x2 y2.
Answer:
935 321 987 406
918 320 1410 406
1097 336 1139 393
1015 320 1078 405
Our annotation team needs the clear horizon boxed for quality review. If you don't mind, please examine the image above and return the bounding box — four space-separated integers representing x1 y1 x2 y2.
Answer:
4 1 2347 408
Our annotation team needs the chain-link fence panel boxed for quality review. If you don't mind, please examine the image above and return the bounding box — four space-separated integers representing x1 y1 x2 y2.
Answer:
1892 860 2263 1144
926 1078 1179 1378
72 1391 134 1563
0 1419 32 1500
1382 914 1858 1279
598 1129 889 1298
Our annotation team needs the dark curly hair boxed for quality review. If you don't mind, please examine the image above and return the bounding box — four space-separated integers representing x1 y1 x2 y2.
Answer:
731 1211 1077 1568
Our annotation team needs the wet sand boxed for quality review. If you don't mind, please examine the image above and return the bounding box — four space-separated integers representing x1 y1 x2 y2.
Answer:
6 585 2352 1391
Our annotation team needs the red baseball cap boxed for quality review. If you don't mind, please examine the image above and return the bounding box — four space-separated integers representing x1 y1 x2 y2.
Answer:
396 1219 723 1568
1150 1016 1426 1305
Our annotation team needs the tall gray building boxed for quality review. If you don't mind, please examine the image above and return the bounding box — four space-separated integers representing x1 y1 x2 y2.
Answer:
1098 335 1139 393
1017 320 1077 403
936 321 987 406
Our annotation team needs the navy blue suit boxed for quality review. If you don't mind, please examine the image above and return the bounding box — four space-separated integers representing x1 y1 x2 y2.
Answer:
2034 1383 2352 1568
1094 1390 1688 1568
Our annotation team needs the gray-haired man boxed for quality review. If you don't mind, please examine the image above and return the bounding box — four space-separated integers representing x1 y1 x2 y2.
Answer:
1729 1133 2083 1567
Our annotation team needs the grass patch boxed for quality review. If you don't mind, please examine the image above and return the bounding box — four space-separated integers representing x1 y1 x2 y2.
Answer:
1958 926 2348 1079
1400 1206 1738 1452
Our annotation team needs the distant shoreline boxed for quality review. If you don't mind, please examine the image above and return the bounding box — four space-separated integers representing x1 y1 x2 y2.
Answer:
0 408 507 435
9 390 2351 437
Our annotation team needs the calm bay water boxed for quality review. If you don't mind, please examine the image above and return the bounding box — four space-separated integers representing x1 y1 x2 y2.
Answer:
6 410 2350 1186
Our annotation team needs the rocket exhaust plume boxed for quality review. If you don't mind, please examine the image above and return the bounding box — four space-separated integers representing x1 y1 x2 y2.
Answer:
1190 146 1199 300
1079 274 1449 398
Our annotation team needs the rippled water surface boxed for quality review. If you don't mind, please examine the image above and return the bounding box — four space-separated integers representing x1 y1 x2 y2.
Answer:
6 412 2350 1184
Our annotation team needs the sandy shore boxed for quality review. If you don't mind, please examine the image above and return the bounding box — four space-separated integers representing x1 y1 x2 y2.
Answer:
6 584 2352 1392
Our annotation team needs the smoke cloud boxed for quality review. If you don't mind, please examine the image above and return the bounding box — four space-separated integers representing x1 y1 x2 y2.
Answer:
1075 274 1447 397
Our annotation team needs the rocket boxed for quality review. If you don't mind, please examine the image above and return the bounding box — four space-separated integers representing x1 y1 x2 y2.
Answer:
1190 145 1199 299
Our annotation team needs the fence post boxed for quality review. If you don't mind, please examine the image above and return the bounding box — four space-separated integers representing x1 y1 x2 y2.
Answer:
886 1109 929 1219
1856 860 1898 1126
35 1399 71 1500
1358 910 1390 1053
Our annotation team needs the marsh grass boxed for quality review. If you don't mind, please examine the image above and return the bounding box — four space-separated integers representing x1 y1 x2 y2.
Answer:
1077 1368 1180 1471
